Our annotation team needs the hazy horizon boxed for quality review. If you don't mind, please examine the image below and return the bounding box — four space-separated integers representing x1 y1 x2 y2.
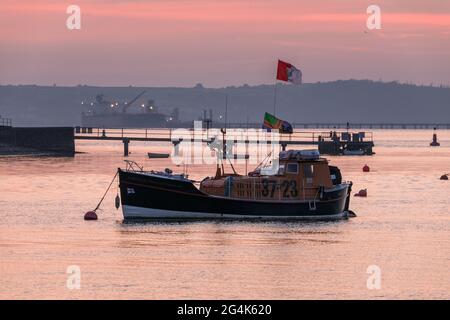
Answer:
1 79 450 89
1 0 450 87
2 80 450 126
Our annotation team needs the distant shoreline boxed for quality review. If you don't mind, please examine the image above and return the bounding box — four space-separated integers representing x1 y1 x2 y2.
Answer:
2 80 450 126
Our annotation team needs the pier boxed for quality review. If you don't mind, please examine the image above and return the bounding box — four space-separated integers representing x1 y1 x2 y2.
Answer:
225 122 450 130
74 127 375 156
1 125 75 156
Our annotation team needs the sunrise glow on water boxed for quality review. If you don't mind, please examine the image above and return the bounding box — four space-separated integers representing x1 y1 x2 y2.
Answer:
1 130 449 299
1 0 450 307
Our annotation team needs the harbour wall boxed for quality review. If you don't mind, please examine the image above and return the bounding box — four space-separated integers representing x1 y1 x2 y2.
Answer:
0 127 75 156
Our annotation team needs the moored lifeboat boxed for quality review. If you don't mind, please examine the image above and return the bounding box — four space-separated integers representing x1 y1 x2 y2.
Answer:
118 150 353 220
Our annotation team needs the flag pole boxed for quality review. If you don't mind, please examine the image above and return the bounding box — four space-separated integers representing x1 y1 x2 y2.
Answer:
273 81 278 116
273 59 280 116
272 62 279 170
270 81 278 173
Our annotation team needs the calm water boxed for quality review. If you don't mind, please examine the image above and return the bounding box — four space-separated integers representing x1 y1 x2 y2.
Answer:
1 130 449 299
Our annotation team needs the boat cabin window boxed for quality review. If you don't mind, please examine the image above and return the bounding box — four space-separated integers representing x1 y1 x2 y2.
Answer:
277 164 285 175
286 163 299 174
303 163 315 185
303 164 314 177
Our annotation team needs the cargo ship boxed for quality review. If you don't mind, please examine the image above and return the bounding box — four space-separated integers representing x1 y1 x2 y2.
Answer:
81 91 181 128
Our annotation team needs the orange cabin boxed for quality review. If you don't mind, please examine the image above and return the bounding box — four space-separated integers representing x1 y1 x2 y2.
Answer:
200 150 336 201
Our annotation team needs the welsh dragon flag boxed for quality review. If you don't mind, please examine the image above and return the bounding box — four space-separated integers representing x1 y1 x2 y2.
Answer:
276 60 302 85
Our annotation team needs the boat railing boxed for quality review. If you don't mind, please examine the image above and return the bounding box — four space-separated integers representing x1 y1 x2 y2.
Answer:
225 177 320 201
75 127 174 139
124 160 143 172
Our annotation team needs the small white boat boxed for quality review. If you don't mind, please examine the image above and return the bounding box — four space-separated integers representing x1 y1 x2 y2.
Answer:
148 152 170 159
343 149 365 156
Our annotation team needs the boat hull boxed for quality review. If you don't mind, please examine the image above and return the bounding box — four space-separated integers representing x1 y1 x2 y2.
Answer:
122 205 349 220
118 169 352 220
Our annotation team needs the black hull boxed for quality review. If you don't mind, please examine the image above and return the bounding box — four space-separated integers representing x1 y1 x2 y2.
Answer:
118 169 352 220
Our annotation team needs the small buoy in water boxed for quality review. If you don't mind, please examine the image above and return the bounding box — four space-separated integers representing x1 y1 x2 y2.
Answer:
115 194 120 209
354 189 367 197
84 211 98 220
430 128 440 147
362 165 370 172
440 174 449 180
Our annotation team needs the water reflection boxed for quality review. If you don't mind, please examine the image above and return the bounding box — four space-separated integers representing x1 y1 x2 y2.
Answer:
1 130 449 299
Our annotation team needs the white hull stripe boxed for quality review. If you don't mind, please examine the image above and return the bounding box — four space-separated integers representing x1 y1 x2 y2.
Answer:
122 205 348 220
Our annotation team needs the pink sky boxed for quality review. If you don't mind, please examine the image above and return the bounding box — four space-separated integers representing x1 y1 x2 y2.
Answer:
0 0 449 87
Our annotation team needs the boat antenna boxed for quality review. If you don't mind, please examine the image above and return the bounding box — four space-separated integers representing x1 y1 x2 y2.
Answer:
219 94 229 175
225 94 237 175
220 127 226 175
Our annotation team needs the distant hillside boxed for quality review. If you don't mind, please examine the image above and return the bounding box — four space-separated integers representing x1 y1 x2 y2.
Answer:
1 80 449 126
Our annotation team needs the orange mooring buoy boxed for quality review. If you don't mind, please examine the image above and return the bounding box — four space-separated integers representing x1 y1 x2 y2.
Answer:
84 211 98 220
363 165 370 172
84 171 119 221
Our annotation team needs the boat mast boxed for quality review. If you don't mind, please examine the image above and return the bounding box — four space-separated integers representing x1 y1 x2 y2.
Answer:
219 94 237 176
220 95 228 175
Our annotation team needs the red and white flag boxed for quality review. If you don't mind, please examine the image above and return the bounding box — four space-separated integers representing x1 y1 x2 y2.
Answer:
276 60 302 85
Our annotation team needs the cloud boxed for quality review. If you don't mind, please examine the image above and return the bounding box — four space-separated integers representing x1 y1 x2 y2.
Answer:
1 0 449 86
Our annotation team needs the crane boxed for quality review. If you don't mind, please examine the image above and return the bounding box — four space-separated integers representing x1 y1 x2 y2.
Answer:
122 90 146 113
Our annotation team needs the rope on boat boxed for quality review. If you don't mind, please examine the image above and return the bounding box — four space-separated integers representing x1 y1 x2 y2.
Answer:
93 171 119 212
